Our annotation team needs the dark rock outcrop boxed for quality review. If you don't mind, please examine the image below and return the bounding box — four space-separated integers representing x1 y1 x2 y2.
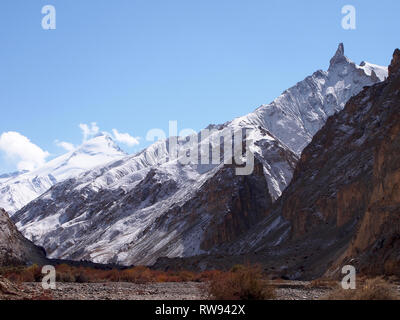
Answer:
259 48 400 278
0 208 47 266
389 49 400 78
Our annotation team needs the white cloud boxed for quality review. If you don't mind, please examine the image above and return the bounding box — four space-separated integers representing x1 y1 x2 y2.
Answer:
55 140 75 152
78 122 140 148
79 122 100 141
112 129 140 147
0 132 50 171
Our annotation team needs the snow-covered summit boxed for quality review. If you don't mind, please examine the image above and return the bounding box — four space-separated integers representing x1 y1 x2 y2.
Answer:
358 61 388 81
231 43 388 155
0 134 126 215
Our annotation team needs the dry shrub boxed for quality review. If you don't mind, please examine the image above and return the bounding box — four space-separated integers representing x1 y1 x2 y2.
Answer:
56 271 76 283
197 270 222 282
324 277 399 300
176 271 196 282
308 278 338 289
208 265 275 300
75 272 90 283
119 266 154 283
9 264 42 282
105 269 122 282
155 273 169 283
56 265 75 282
1 264 242 285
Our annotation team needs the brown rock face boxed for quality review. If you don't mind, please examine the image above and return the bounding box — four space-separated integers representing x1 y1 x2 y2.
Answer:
154 50 400 279
199 159 273 250
0 208 47 266
147 158 274 253
275 49 400 277
388 48 400 78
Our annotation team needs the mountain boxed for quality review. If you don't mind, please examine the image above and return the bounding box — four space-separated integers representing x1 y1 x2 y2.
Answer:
12 44 387 266
0 170 29 182
233 43 387 156
0 208 46 266
0 134 126 215
164 49 399 279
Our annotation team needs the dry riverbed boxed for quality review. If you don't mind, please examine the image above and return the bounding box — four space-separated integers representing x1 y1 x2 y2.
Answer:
1 279 334 300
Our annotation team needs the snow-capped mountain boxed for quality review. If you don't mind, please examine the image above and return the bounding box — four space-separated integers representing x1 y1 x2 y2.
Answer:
0 170 29 182
0 134 126 214
198 48 399 279
13 44 388 266
232 43 388 155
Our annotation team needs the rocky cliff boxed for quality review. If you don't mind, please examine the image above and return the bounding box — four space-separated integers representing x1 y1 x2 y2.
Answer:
0 208 47 266
238 49 400 278
154 49 400 279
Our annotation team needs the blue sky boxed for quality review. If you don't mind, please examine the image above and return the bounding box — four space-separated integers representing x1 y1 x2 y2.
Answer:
0 0 399 173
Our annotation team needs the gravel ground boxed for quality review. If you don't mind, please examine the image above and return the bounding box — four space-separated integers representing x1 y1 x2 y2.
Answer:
3 276 399 300
8 281 333 300
272 281 331 300
22 282 209 300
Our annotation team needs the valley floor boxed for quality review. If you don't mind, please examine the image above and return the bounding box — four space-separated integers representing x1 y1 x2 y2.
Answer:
1 281 334 300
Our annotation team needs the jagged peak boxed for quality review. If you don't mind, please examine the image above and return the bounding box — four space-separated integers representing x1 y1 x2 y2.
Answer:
329 43 351 70
388 48 400 78
335 43 344 57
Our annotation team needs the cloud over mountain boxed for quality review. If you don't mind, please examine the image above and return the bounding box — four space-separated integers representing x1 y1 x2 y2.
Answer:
0 131 50 171
111 129 140 147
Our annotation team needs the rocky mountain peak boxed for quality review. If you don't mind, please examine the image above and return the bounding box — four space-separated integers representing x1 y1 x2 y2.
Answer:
329 43 348 69
388 48 400 78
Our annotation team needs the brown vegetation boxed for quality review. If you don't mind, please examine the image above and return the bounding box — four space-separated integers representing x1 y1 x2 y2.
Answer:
307 278 339 289
208 264 275 300
324 277 399 300
0 264 221 284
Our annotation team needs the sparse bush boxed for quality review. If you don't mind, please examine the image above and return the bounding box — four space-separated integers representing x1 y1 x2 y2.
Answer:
230 264 246 273
1 264 244 285
56 272 76 283
119 267 151 283
176 271 196 282
75 272 90 283
324 277 399 300
208 265 275 300
308 278 338 289
106 269 122 282
197 270 222 282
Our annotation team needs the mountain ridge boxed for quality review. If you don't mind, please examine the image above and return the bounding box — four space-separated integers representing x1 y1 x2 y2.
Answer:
0 134 126 215
158 48 400 279
12 44 388 267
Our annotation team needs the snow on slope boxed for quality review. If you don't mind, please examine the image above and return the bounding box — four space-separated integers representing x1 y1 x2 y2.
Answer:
236 43 388 155
13 44 388 265
0 134 126 215
358 61 388 81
